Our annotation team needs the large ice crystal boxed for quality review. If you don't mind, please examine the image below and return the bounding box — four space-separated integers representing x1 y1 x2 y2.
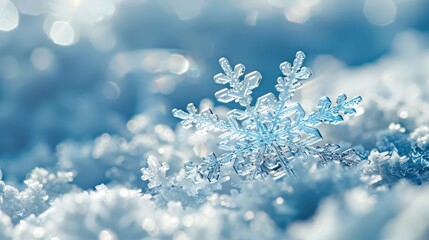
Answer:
173 51 362 182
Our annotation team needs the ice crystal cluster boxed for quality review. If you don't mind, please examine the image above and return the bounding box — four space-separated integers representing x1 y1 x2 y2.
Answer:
173 51 362 182
3 1 429 237
2 44 429 239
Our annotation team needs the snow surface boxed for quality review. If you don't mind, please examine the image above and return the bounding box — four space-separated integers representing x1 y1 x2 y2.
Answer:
1 1 429 239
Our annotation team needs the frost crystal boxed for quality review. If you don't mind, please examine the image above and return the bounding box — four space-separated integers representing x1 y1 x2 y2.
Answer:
362 125 429 187
173 51 362 181
141 155 170 189
0 168 75 223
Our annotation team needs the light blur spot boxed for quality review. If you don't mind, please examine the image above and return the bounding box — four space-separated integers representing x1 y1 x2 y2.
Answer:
127 115 151 133
50 21 75 46
182 215 194 227
171 0 203 20
49 0 80 16
33 227 45 238
102 81 120 100
230 189 239 196
246 11 258 26
399 110 409 119
80 0 116 22
393 31 422 54
288 199 339 239
173 231 190 240
368 174 383 186
407 84 421 99
344 188 375 214
0 213 10 227
12 0 44 15
154 124 165 134
127 120 137 132
98 229 117 240
110 50 199 79
142 218 159 236
160 215 179 233
0 0 19 31
64 171 74 179
151 75 176 95
284 3 311 24
0 56 19 79
364 0 396 26
158 147 165 154
193 142 209 157
244 211 254 221
312 54 345 74
389 123 405 133
267 0 285 8
89 27 117 52
275 197 284 205
109 53 129 77
31 48 54 71
168 54 189 75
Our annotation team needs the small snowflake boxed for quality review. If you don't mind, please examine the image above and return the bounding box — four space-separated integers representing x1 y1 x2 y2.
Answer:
173 51 362 182
141 155 170 189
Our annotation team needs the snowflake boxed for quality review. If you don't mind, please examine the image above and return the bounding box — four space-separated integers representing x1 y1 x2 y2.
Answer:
141 155 170 189
173 51 362 182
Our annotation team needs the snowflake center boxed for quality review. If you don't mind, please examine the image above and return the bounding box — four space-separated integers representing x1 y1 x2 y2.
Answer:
260 132 276 146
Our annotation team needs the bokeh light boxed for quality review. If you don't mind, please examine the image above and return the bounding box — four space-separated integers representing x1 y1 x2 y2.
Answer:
1 1 429 239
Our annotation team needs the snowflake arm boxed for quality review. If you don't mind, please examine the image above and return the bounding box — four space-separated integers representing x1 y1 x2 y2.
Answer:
199 153 222 182
306 94 363 125
214 58 262 107
276 51 312 101
172 103 222 133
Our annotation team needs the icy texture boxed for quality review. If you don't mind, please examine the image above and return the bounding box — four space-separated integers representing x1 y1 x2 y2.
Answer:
14 185 153 240
9 159 366 240
173 52 362 181
12 184 280 240
140 154 226 207
55 110 221 189
142 155 170 189
410 126 429 149
0 168 75 223
231 159 366 230
362 124 429 188
2 44 429 238
2 0 429 238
